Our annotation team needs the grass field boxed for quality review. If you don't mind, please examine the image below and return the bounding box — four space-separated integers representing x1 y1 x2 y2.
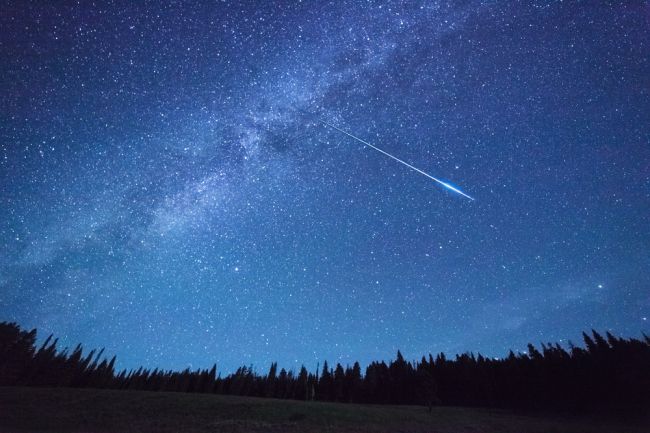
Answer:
0 386 647 433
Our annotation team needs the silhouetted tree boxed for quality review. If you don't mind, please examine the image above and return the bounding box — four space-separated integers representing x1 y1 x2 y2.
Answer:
1 321 648 413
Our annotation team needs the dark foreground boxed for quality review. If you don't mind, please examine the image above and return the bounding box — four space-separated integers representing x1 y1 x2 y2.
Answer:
0 387 648 433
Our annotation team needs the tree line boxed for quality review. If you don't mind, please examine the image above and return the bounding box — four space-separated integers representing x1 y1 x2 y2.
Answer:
1 321 648 412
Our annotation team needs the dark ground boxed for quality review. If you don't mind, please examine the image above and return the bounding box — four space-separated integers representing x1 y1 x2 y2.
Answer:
0 386 648 433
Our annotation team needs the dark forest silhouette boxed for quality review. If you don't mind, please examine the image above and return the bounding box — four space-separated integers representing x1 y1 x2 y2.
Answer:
1 322 648 412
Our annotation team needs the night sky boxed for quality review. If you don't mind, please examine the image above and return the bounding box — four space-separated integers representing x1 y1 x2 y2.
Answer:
1 1 649 373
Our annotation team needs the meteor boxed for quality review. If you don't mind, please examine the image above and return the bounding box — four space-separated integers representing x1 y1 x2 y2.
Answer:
317 119 475 201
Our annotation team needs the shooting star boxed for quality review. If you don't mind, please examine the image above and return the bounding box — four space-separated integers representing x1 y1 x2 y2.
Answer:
317 119 475 201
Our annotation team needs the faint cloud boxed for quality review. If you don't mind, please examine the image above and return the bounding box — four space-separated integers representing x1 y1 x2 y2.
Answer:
501 315 527 331
478 278 612 334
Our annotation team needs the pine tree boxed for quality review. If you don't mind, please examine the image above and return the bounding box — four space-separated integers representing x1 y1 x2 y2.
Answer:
318 361 332 401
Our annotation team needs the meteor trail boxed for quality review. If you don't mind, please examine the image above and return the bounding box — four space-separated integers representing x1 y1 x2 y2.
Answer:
317 119 475 201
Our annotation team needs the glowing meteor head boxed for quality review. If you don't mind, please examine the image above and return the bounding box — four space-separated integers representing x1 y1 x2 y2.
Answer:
439 180 475 201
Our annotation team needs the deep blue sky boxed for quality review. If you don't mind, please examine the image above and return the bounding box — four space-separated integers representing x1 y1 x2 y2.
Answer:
1 1 648 373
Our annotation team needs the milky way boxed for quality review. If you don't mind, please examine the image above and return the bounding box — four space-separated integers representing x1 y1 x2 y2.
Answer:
1 1 649 372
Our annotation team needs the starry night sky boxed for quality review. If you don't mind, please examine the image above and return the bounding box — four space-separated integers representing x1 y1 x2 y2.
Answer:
1 1 649 373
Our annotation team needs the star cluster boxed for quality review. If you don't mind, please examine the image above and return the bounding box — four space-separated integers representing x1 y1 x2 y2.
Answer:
1 1 648 372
